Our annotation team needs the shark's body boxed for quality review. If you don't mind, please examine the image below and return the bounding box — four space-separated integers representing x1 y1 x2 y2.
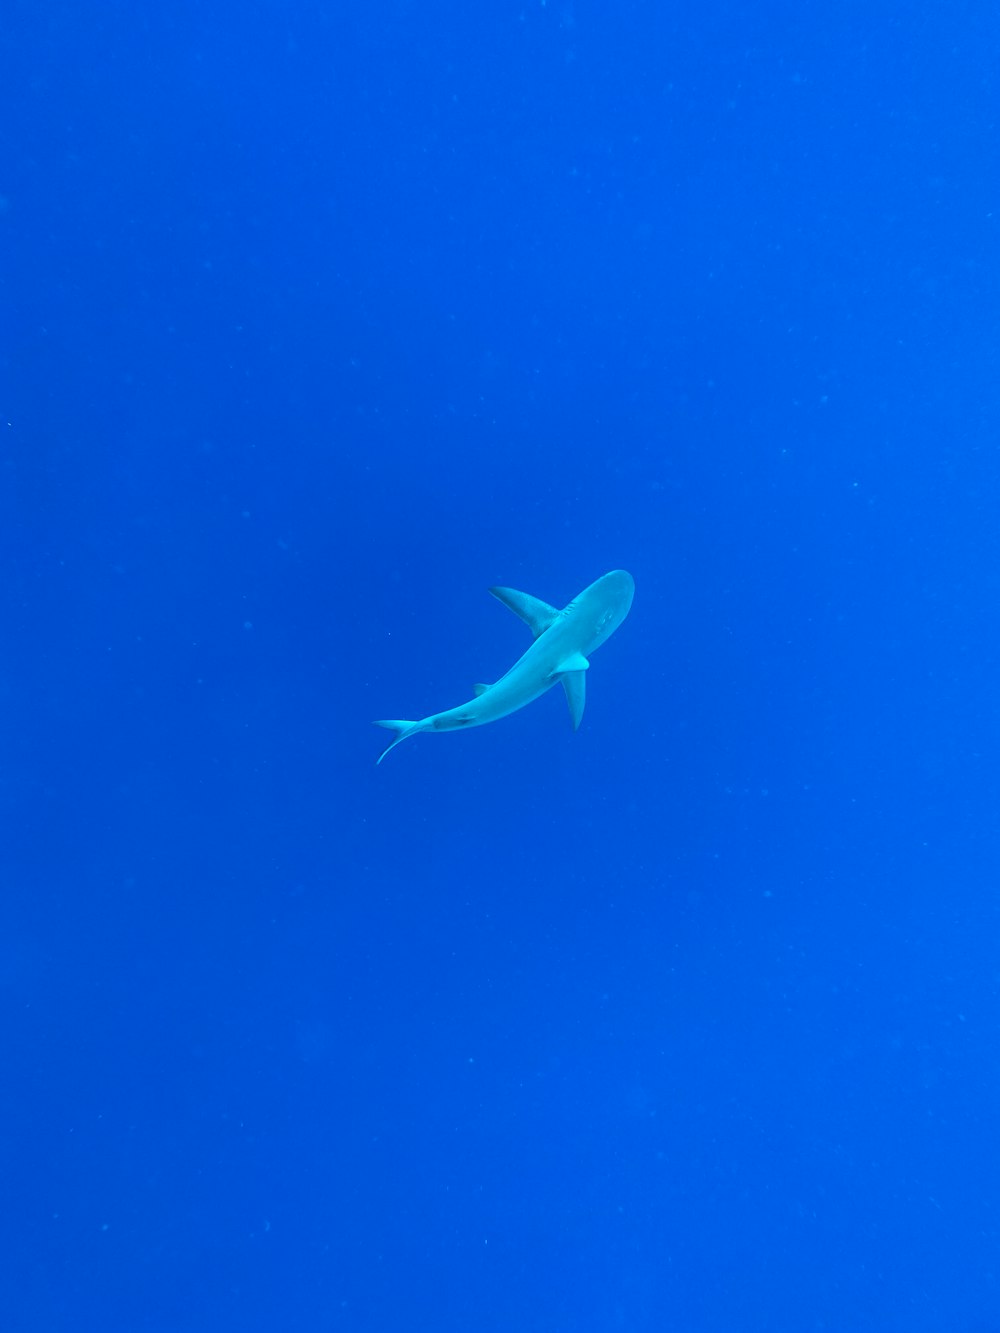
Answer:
374 569 634 763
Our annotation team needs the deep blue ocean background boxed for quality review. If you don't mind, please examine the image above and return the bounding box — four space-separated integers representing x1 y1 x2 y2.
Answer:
3 3 999 1330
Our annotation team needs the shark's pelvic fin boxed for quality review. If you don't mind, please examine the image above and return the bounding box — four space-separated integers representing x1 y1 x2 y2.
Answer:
489 585 560 638
373 718 421 764
555 651 590 674
561 672 587 730
473 682 492 697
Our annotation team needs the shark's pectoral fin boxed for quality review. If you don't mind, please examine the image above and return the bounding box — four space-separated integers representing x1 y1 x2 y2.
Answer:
561 672 587 730
489 585 560 638
554 653 589 730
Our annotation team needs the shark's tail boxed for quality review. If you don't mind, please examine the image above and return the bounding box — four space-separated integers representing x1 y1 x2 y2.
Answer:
373 718 423 765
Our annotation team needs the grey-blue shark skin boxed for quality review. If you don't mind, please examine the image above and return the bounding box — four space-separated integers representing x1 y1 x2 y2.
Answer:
374 570 634 763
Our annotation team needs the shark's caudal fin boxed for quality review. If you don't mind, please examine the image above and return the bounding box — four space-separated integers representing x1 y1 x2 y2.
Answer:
372 718 422 765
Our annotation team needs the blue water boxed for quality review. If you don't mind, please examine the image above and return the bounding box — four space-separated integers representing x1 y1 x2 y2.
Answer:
4 3 998 1330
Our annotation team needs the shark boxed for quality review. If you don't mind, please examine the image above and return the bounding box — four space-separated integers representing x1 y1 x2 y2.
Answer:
374 569 634 763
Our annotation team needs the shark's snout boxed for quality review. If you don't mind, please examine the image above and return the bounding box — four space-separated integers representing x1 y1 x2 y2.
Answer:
602 569 636 607
594 569 635 630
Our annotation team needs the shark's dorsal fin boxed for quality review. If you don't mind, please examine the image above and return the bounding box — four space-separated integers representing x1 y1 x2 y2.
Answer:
473 682 491 697
489 585 560 638
561 672 587 730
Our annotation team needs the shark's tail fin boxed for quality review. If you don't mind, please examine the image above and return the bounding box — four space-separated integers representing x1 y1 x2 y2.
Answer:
373 718 422 765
